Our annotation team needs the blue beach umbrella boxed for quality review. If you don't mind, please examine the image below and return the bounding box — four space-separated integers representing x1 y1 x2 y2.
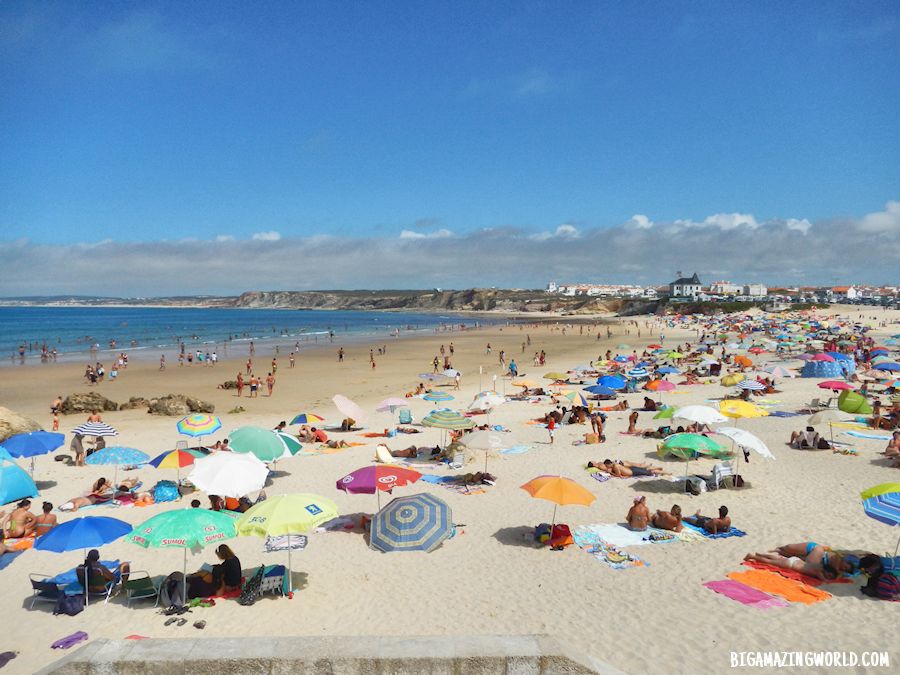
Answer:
0 431 65 458
0 459 39 505
370 493 453 553
35 516 132 553
874 362 900 372
627 367 650 379
85 447 150 486
597 375 626 390
657 366 680 375
861 484 900 558
583 385 616 396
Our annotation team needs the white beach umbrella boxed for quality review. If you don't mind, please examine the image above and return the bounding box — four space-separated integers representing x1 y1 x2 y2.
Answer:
715 427 774 459
188 452 268 498
461 430 510 472
673 405 727 425
333 394 367 421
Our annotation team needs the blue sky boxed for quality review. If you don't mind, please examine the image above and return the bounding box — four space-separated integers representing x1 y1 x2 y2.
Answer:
1 1 898 293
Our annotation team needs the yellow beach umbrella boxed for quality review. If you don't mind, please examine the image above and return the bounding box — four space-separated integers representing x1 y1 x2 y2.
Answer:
512 378 540 388
720 374 743 386
719 400 768 419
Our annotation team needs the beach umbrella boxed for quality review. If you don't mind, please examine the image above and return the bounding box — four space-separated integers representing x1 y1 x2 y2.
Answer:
653 407 675 420
442 369 460 378
273 431 303 459
765 366 796 379
228 426 287 463
543 372 568 381
807 408 845 447
333 394 367 421
627 367 650 379
0 458 39 504
289 413 325 426
461 429 510 472
860 483 900 558
720 374 743 386
583 385 616 396
236 494 339 593
666 351 684 360
370 492 453 553
423 392 454 402
811 353 835 362
719 400 768 419
176 414 222 449
188 452 268 498
130 508 237 603
520 475 595 535
657 366 680 375
736 379 766 391
71 422 118 438
0 431 65 478
0 447 11 461
658 433 723 479
674 405 727 425
512 378 540 388
376 398 410 414
597 375 626 390
837 390 873 415
417 372 447 382
818 381 851 391
561 390 590 407
733 355 752 368
874 362 900 372
613 356 629 363
85 447 150 486
337 465 421 508
646 379 676 392
35 516 131 555
715 427 773 459
148 449 198 491
421 410 474 430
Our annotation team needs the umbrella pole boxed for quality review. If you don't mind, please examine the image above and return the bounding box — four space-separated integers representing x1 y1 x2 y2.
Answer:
182 548 187 607
287 534 293 595
829 423 834 449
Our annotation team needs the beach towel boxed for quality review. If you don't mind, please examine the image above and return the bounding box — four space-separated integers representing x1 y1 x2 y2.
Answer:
51 632 88 650
741 560 852 587
572 527 648 569
830 422 868 430
1 536 34 552
682 522 747 539
0 551 23 571
588 470 611 483
579 524 679 547
672 527 706 543
769 411 802 418
844 431 891 440
500 444 532 455
727 569 832 605
703 579 789 609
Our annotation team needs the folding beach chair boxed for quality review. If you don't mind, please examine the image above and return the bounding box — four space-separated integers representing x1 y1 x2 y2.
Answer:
708 463 735 490
75 565 116 605
124 571 160 608
398 409 413 425
29 574 65 610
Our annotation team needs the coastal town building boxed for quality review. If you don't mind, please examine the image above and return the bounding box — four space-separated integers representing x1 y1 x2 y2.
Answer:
708 281 741 295
668 272 702 298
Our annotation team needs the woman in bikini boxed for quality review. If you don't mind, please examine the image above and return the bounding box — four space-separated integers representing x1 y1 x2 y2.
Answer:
3 500 36 538
59 477 113 512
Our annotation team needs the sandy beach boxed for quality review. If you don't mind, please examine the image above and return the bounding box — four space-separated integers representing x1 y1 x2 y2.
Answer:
1 306 898 674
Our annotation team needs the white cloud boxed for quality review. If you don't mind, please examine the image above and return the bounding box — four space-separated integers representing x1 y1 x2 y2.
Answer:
0 202 896 295
858 200 900 233
399 229 453 240
625 214 654 229
251 231 282 241
215 234 235 242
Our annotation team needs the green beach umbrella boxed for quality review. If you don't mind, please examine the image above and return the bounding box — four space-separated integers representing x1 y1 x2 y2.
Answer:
653 407 675 419
658 433 724 480
236 493 338 594
229 426 287 462
130 508 237 603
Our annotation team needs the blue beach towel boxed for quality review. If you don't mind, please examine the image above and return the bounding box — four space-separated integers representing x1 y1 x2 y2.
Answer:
500 445 532 455
0 550 23 572
419 475 456 484
844 431 892 440
682 522 747 539
769 411 802 418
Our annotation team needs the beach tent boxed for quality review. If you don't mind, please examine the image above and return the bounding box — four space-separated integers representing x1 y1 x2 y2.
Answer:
837 390 873 415
800 360 855 378
0 459 39 505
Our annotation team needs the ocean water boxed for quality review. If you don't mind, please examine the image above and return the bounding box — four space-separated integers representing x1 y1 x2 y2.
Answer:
0 306 481 365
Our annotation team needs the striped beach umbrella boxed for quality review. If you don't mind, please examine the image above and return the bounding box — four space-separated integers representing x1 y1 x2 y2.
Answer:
71 422 118 437
148 448 200 490
289 413 325 425
85 447 150 486
421 410 474 430
736 379 766 391
627 367 650 379
176 414 222 438
861 484 900 558
561 390 590 407
423 392 454 402
370 493 453 553
764 366 796 378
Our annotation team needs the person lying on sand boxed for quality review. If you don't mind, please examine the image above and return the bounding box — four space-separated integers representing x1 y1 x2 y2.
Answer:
683 506 730 534
597 400 629 411
744 543 847 581
775 542 853 575
651 504 683 532
587 459 669 477
59 478 114 512
325 439 350 449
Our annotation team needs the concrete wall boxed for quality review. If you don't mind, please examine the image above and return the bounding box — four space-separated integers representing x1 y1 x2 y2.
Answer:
40 634 622 675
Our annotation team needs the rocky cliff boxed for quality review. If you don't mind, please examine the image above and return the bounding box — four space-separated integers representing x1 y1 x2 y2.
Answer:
232 289 624 314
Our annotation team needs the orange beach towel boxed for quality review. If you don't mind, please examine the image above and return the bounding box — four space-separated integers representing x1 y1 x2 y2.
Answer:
727 569 832 605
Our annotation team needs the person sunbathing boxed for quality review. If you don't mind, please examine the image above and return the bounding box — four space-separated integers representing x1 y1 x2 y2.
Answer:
390 445 422 459
651 504 683 532
789 427 819 449
774 542 851 576
684 506 731 534
33 502 58 536
598 400 629 411
59 477 114 512
588 459 669 477
3 500 36 538
626 496 651 531
744 548 840 581
325 439 351 449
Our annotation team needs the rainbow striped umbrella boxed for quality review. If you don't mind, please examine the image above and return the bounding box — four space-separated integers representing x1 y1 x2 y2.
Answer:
176 414 222 438
423 392 454 402
861 483 900 558
289 413 325 425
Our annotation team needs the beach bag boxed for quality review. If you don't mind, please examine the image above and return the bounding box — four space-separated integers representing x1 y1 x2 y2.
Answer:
152 480 180 503
534 523 552 544
238 566 265 606
53 594 84 617
161 573 186 608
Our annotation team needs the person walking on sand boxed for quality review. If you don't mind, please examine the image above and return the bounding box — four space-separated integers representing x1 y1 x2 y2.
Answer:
289 353 295 368
266 372 275 396
52 411 59 431
499 350 505 368
249 374 260 398
159 354 166 370
547 415 556 444
246 358 252 374
338 347 344 362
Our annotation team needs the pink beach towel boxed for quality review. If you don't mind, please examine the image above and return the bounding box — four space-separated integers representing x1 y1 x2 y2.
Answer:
703 579 789 609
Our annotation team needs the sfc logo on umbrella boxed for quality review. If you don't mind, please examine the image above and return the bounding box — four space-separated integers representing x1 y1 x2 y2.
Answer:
305 504 322 515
